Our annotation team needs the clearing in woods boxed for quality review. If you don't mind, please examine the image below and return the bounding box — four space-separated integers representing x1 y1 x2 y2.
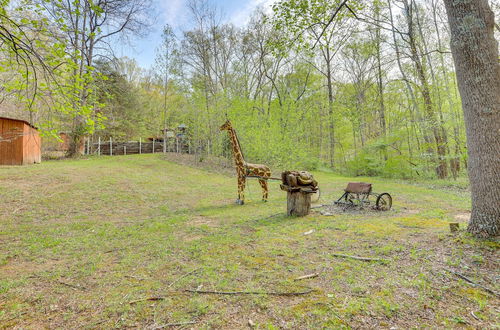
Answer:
0 154 498 328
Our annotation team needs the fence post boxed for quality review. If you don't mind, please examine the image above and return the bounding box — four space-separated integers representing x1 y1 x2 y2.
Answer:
153 139 155 154
98 137 101 156
124 145 127 156
110 137 113 156
139 138 142 154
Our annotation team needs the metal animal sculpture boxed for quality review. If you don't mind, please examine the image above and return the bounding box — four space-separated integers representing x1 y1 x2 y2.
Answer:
220 120 271 205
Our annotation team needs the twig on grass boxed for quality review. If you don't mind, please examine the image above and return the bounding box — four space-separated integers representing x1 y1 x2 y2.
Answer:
167 268 201 289
294 273 319 281
470 311 480 321
152 321 197 329
104 248 123 254
446 269 499 297
57 281 86 290
185 288 313 296
332 253 388 263
129 297 166 305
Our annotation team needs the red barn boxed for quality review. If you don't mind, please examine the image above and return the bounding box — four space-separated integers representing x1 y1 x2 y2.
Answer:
0 117 41 165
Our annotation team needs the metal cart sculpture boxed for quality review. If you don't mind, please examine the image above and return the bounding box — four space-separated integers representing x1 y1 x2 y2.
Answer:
334 182 392 211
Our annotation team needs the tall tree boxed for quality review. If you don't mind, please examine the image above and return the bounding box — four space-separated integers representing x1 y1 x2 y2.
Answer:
443 0 500 237
37 0 152 155
155 24 177 152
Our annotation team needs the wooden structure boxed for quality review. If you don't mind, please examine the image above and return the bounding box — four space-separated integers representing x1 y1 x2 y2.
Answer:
148 124 190 154
280 171 319 216
0 117 41 165
92 140 164 155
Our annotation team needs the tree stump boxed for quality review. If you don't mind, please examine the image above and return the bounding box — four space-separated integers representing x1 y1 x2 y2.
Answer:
287 191 311 216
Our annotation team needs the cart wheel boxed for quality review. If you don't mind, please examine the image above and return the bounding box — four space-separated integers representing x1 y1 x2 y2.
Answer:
376 193 392 211
311 188 321 203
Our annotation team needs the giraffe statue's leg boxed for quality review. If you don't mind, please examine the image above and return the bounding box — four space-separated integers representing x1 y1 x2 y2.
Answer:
237 176 246 205
258 179 268 202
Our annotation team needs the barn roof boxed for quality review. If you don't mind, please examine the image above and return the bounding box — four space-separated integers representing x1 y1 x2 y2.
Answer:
0 116 38 130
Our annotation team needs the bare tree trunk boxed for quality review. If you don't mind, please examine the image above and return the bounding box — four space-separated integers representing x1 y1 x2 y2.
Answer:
443 0 500 237
404 0 448 179
326 47 335 168
432 0 461 179
374 4 387 160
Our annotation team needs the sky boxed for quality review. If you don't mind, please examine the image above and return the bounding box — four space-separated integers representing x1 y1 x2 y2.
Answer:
115 0 277 69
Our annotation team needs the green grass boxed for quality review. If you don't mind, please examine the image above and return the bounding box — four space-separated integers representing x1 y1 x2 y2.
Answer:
0 154 498 328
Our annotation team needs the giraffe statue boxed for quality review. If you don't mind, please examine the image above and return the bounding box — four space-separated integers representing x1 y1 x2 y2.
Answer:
220 120 271 205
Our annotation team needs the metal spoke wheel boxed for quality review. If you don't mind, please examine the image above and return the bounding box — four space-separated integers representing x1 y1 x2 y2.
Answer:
376 193 392 211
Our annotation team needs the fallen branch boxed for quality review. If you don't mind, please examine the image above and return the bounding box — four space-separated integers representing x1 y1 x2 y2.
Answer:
152 321 197 329
185 288 313 296
167 268 201 289
332 253 388 263
129 297 165 305
294 273 319 281
446 269 499 297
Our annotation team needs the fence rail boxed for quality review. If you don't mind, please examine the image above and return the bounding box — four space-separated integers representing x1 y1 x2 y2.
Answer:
85 138 190 156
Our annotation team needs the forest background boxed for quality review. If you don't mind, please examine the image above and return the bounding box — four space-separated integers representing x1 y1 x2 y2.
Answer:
1 0 499 179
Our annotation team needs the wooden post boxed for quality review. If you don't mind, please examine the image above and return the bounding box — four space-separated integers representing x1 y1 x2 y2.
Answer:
139 138 142 154
152 139 155 154
110 137 113 156
124 145 127 156
98 137 101 156
287 191 312 216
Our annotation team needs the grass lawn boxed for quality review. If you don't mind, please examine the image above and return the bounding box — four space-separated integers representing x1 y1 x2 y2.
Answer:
0 154 498 328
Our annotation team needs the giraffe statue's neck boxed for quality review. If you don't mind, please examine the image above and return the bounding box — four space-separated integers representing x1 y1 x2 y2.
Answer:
227 127 246 168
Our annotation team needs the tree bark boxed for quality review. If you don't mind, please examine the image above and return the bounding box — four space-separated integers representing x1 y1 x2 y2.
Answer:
325 47 336 168
287 191 311 216
443 0 500 237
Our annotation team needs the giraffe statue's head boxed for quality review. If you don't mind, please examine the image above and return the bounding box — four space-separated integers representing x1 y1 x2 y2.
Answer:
219 120 232 131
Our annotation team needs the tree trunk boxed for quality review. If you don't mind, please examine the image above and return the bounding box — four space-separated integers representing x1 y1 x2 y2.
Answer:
374 5 387 160
443 0 500 237
287 191 311 216
326 47 335 168
405 0 448 179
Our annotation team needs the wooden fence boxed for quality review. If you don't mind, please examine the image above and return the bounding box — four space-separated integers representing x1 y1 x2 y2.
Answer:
86 138 190 156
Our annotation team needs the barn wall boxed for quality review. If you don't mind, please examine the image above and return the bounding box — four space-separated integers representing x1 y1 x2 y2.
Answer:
0 119 24 165
22 125 41 164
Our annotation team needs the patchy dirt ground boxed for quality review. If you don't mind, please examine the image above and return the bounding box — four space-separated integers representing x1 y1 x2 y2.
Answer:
0 154 498 329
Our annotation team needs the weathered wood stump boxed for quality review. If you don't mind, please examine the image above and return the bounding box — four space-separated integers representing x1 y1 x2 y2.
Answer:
286 190 312 216
280 171 318 217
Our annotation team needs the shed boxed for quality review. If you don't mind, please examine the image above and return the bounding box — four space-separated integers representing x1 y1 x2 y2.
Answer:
0 117 41 165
